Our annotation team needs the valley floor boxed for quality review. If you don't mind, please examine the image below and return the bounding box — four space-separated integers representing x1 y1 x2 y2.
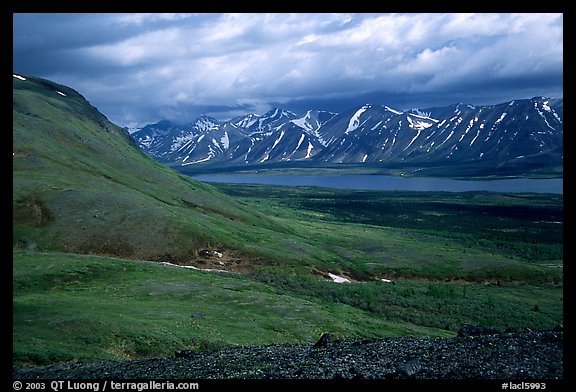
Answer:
13 187 563 373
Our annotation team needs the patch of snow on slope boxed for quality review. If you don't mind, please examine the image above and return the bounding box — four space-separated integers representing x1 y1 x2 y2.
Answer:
541 101 562 124
305 142 314 158
182 155 211 165
328 273 351 283
408 112 439 123
271 130 285 151
458 118 477 143
470 129 481 147
534 103 555 131
161 262 232 274
494 112 507 126
404 128 423 151
406 116 434 130
345 105 370 134
171 134 195 152
438 130 455 147
291 111 314 131
384 105 403 115
220 132 229 150
235 114 260 128
294 134 305 154
371 120 383 130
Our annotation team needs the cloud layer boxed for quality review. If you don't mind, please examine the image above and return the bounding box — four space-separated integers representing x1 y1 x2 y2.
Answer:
13 13 563 127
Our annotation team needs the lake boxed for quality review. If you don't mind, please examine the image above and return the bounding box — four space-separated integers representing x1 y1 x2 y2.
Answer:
192 175 563 194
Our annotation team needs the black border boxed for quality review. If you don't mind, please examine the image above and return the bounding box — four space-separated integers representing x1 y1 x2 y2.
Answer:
8 3 572 390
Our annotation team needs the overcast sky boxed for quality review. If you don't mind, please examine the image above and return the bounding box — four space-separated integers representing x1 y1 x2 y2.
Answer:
13 13 563 128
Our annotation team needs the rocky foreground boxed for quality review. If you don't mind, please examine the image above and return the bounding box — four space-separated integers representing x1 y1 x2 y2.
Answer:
13 326 563 380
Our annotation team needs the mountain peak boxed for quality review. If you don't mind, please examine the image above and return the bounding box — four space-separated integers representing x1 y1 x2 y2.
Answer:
263 108 298 119
193 116 220 132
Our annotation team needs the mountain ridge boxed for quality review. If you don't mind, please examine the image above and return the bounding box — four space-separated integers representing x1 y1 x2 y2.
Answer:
131 97 563 176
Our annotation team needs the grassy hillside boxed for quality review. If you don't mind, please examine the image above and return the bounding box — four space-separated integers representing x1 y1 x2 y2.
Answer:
13 250 451 367
13 74 300 263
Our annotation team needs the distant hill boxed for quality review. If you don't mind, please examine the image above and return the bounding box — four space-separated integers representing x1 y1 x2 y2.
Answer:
131 99 563 177
12 73 292 263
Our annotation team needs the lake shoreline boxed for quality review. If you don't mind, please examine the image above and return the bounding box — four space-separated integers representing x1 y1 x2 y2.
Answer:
175 161 563 181
191 174 563 194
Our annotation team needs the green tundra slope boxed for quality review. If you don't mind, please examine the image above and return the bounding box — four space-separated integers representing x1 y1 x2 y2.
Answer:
13 73 298 262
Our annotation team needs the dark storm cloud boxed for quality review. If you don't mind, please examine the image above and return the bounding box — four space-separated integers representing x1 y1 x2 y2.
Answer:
13 13 563 128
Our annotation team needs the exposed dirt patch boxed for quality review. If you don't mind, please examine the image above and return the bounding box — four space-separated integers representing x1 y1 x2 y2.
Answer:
13 149 30 157
13 195 54 227
157 248 278 274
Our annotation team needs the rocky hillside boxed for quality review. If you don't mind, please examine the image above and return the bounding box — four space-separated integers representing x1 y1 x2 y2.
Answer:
13 327 563 380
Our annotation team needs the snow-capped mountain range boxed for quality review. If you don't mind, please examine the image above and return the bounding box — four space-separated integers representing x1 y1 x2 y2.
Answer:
131 97 563 172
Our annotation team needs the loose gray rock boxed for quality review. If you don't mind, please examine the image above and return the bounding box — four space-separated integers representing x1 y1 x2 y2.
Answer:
174 350 195 358
457 324 499 337
395 359 422 378
13 329 563 380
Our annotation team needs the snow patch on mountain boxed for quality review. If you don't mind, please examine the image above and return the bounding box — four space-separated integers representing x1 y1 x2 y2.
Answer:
271 130 285 151
220 132 229 150
384 105 403 115
295 134 305 152
494 112 508 126
305 142 314 159
234 114 260 129
404 128 423 150
470 129 481 147
541 101 562 124
171 134 194 152
196 117 219 132
406 116 434 131
345 105 370 134
291 111 315 131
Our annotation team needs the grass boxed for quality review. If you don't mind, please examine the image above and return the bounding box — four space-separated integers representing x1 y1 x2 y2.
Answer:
249 268 563 333
13 250 449 368
14 245 562 368
209 184 563 283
